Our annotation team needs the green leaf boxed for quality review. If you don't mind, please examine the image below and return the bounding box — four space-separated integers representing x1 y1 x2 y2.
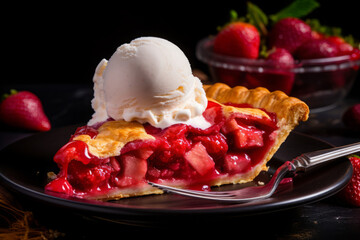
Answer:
270 0 320 23
246 2 268 36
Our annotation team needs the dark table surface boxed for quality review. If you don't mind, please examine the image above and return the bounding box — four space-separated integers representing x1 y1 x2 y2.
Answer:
0 83 359 239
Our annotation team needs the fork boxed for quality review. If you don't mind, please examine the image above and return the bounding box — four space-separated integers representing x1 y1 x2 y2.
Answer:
148 142 360 202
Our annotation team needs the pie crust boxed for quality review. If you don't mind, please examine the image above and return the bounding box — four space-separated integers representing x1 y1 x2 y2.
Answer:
46 83 309 200
202 83 309 189
204 83 309 125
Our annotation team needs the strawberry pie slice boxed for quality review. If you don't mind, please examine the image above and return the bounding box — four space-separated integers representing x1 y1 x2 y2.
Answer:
45 83 309 200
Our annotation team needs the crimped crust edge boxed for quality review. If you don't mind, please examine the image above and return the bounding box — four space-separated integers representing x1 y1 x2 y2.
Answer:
204 83 309 125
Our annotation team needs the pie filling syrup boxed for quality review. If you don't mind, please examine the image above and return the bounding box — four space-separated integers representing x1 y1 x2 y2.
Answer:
45 101 278 197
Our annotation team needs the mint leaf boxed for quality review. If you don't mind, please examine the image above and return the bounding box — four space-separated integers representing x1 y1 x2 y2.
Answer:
247 2 268 36
270 0 320 23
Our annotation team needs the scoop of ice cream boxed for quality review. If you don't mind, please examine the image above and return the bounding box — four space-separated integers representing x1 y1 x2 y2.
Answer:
88 59 108 126
88 37 209 129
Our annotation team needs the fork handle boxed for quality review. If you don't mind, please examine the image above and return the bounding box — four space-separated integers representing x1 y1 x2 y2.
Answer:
291 142 360 172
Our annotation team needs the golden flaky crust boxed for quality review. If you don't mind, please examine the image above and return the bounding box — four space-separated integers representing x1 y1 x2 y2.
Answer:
204 83 309 124
88 83 309 200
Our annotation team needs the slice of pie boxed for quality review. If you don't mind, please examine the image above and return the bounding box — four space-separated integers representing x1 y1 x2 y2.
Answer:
45 83 309 200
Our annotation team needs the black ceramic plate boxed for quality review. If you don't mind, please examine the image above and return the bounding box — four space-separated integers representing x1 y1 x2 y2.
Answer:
0 125 352 223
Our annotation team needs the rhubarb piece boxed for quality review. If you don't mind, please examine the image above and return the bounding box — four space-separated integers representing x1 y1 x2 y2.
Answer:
184 142 215 176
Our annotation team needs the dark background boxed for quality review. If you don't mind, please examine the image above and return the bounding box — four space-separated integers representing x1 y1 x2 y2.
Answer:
3 0 360 97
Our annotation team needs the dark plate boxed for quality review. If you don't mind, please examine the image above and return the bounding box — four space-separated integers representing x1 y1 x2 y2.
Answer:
0 125 352 224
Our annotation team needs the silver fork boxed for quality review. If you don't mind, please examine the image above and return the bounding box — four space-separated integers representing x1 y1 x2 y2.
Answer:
148 142 360 202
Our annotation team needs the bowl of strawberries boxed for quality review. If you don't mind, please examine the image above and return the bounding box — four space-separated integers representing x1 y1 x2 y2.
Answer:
197 1 360 111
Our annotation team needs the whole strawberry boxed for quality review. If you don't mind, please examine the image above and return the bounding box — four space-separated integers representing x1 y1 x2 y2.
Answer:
214 22 260 59
295 39 339 59
245 48 295 94
267 47 295 69
326 36 354 56
338 155 360 207
0 90 51 131
268 17 312 54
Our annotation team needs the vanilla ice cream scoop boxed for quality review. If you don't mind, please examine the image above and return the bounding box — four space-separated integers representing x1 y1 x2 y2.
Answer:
88 37 210 129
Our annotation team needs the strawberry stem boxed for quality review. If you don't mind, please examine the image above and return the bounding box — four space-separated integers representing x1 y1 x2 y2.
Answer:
306 18 359 47
1 89 18 102
229 9 238 22
216 10 246 32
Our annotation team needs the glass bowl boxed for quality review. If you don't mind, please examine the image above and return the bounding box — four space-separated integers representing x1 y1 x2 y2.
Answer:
196 37 360 112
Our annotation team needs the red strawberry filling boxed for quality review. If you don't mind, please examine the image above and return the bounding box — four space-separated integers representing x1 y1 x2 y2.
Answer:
46 101 278 198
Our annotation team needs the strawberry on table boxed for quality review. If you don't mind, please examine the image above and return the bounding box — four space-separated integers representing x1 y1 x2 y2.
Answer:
0 89 51 131
338 155 360 207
